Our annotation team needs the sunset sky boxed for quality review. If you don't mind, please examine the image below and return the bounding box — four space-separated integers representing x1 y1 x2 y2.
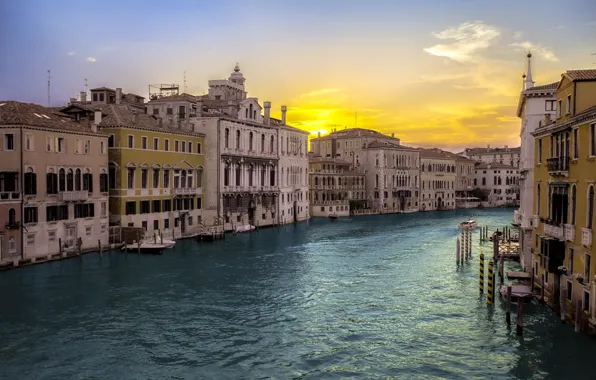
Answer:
1 0 595 151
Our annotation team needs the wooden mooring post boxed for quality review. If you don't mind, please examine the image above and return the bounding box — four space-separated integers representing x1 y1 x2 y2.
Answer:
540 276 545 304
487 260 494 306
456 237 461 264
98 239 102 258
560 284 566 323
58 238 63 257
479 252 485 295
506 285 512 325
575 300 582 333
516 299 524 335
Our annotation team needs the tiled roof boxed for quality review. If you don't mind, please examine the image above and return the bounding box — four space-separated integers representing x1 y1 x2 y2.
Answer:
90 87 115 92
418 148 457 159
529 82 559 91
464 146 520 155
94 104 200 134
147 93 200 103
564 69 596 81
475 162 518 170
534 105 596 134
313 127 398 140
366 140 418 151
0 101 101 133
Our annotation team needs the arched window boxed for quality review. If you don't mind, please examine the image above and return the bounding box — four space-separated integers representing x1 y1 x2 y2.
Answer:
181 170 187 188
24 167 37 195
261 134 265 152
236 130 241 149
224 165 230 186
248 166 254 186
270 168 275 186
315 177 318 186
249 104 253 119
8 208 15 224
261 166 266 186
249 132 254 151
187 169 193 188
100 169 109 193
224 128 230 148
47 168 58 194
588 185 594 229
235 165 241 186
75 168 82 191
375 174 379 188
67 169 74 191
270 136 274 153
83 169 93 192
59 168 66 192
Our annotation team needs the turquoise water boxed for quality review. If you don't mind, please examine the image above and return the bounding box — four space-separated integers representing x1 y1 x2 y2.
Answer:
1 208 594 379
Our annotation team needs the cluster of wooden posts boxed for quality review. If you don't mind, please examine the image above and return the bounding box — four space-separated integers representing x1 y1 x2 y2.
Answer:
456 228 473 265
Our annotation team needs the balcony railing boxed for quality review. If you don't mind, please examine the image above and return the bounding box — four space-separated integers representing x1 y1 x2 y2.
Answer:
59 191 88 202
546 156 569 175
173 187 201 196
0 191 21 201
564 224 575 242
312 200 348 205
582 228 593 247
544 223 564 240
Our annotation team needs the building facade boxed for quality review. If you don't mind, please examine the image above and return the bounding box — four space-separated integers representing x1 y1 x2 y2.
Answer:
532 69 596 328
308 155 366 217
63 88 205 239
419 148 457 211
461 145 521 167
0 101 109 265
514 53 558 270
473 162 519 207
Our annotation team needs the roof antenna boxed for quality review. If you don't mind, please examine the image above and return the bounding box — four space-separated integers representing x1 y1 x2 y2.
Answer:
184 71 187 93
84 78 88 96
47 69 51 107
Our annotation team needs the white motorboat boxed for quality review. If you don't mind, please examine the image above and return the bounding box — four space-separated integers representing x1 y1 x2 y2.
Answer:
149 234 176 248
235 224 255 233
122 242 166 254
459 219 478 229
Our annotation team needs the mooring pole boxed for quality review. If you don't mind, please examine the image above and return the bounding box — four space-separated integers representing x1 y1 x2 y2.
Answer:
479 252 485 296
487 260 494 306
456 237 461 265
516 300 524 335
506 285 512 325
560 283 566 323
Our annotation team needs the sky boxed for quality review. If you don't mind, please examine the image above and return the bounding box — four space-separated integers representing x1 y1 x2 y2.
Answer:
1 0 595 152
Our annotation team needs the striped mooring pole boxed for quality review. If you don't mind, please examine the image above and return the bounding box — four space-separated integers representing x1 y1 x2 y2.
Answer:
479 252 485 296
487 259 494 306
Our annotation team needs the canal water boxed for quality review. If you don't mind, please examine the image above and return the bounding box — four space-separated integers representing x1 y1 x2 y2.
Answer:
1 208 594 379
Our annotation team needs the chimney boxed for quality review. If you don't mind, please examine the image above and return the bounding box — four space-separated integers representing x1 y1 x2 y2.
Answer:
391 133 395 138
505 145 508 150
80 91 87 103
264 101 271 125
487 144 490 149
281 105 287 125
544 114 551 125
116 88 122 105
93 111 102 133
318 131 321 138
158 118 163 127
132 113 137 124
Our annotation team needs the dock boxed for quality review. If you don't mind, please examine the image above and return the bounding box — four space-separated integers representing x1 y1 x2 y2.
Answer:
499 284 534 303
506 271 531 280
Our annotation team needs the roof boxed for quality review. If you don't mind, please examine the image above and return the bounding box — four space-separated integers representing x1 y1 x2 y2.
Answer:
533 105 596 136
90 87 115 92
365 140 418 151
464 146 520 155
147 93 200 103
0 101 102 134
563 69 596 82
475 162 518 170
455 155 477 163
530 82 559 91
418 148 457 160
312 127 399 140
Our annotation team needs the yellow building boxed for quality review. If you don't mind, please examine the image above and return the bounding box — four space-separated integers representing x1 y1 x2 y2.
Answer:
532 69 596 328
62 88 205 239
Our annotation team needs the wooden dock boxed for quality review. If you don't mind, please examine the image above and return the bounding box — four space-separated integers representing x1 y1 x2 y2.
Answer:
499 284 533 303
506 271 531 280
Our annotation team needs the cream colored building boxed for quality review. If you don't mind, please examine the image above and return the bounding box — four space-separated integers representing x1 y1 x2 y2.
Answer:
460 145 521 167
473 162 520 207
419 148 457 211
0 101 109 265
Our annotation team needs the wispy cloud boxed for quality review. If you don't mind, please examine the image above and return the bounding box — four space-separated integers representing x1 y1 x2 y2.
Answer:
424 21 500 63
513 31 523 40
86 57 97 63
510 41 559 62
67 51 76 56
585 21 596 27
300 88 340 97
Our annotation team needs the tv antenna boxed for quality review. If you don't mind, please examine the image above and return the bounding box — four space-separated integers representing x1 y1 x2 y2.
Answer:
84 78 88 95
184 71 187 93
47 69 51 107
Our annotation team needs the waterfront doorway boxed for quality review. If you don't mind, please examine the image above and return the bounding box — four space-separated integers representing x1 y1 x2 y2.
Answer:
180 215 186 234
66 227 76 249
437 197 443 210
248 199 256 226
293 201 297 223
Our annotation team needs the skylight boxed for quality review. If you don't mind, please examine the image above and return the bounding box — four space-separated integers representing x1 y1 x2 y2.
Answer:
0 103 5 107
33 113 42 118
42 114 50 119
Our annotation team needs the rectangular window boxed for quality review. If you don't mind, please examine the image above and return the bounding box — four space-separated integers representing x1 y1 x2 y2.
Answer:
24 207 38 224
100 140 106 155
141 169 148 189
175 140 179 152
152 200 161 213
84 140 90 154
25 134 33 151
187 141 192 153
4 134 14 151
57 137 66 152
86 226 92 236
127 168 135 189
153 220 159 230
141 136 147 150
557 100 562 117
164 139 170 151
566 95 571 114
153 137 159 150
152 108 159 116
591 124 596 157
164 218 170 229
74 203 95 218
46 136 53 152
46 205 69 221
163 170 170 188
573 128 579 159
181 141 186 152
167 108 173 115
545 100 556 111
128 135 134 148
140 200 150 214
108 134 115 147
163 199 171 212
101 202 107 217
585 254 591 282
99 93 104 102
197 143 202 154
125 201 136 215
538 139 542 163
153 169 159 188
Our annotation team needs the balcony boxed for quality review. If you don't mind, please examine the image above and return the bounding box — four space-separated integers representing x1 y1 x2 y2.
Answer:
173 187 201 196
544 223 564 240
564 224 575 242
0 191 20 201
59 191 88 201
582 228 593 247
546 156 569 176
521 215 532 229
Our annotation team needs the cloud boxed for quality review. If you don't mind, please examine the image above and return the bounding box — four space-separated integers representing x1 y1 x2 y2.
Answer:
67 51 76 56
510 41 559 62
300 88 340 97
86 57 97 63
513 31 523 40
555 25 567 30
424 21 500 62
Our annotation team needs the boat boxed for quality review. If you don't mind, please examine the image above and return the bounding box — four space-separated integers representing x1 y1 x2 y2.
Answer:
235 224 255 233
459 219 477 229
150 235 176 248
328 213 338 221
121 242 166 254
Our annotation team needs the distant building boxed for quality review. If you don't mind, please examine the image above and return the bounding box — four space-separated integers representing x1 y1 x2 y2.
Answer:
0 101 108 265
419 148 457 211
310 128 420 213
514 52 558 270
460 145 521 167
532 69 596 324
473 162 519 207
308 155 365 217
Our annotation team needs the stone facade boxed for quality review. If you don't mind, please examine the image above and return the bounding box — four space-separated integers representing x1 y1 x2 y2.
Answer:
419 148 457 211
473 162 519 207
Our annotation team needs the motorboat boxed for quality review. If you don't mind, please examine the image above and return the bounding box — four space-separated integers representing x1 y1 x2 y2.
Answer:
121 242 166 254
459 219 477 229
235 224 256 233
328 213 338 221
149 235 176 248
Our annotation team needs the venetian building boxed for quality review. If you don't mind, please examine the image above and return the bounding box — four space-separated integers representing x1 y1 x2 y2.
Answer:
419 148 457 211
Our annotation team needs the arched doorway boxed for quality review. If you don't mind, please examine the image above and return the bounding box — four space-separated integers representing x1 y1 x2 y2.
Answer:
437 197 443 210
293 201 297 223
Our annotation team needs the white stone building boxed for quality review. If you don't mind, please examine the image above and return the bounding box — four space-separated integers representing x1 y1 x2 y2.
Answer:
514 52 558 270
419 148 457 211
188 65 309 230
310 128 420 212
460 146 521 167
474 162 520 207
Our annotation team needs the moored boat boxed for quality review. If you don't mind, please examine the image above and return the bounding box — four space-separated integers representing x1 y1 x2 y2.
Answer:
148 234 176 248
235 224 256 233
328 213 338 221
459 219 477 229
121 242 166 254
